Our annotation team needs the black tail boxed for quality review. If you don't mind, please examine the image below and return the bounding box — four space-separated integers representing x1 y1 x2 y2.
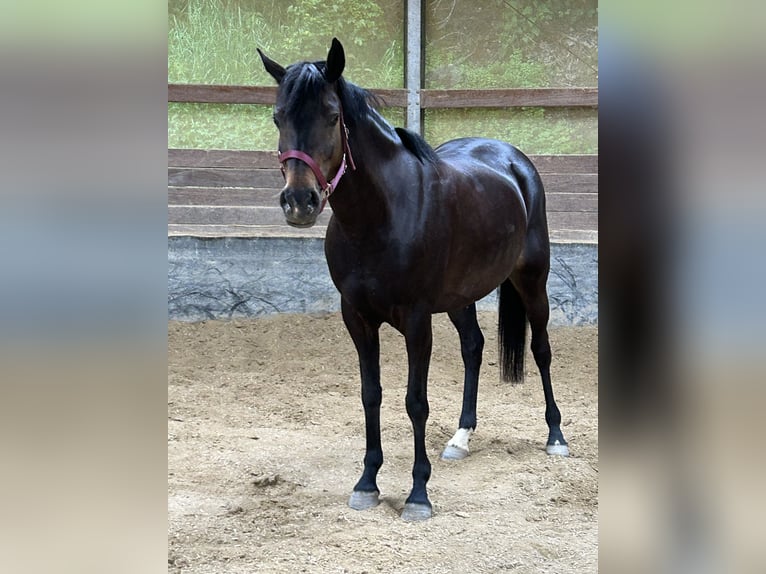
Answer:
498 279 528 383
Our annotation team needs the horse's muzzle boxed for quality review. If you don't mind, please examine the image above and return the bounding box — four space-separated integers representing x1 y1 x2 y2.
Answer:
279 186 321 228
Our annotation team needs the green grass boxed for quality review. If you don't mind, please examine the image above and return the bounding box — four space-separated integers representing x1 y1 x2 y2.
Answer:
168 0 407 149
168 0 403 87
168 103 273 150
425 50 549 90
168 102 595 154
168 102 406 150
167 0 597 154
168 0 272 85
424 108 598 154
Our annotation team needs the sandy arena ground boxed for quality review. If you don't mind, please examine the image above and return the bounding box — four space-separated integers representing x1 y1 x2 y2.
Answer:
168 312 597 573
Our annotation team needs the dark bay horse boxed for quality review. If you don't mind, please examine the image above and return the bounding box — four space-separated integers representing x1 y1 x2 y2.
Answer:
258 38 568 521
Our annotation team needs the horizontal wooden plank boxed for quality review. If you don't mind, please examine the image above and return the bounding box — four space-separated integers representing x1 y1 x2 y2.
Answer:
168 223 328 239
528 154 597 174
174 174 581 198
547 211 598 231
169 187 280 206
168 84 408 107
169 149 596 174
549 229 598 244
169 223 596 242
170 204 596 233
366 89 409 107
169 185 596 212
169 167 595 193
168 167 284 188
542 173 597 195
421 88 598 109
546 192 598 213
168 84 276 104
169 205 332 227
167 84 596 109
168 149 279 169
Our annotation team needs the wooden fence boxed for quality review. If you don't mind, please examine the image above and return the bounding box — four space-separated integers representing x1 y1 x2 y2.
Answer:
168 84 597 243
168 84 597 108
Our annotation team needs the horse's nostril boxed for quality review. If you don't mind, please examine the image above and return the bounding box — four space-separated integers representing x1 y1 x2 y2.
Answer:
280 191 291 214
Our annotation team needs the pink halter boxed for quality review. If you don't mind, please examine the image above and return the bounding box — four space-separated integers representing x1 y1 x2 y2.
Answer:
278 106 356 214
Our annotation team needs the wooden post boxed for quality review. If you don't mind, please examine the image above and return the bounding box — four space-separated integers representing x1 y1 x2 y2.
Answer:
405 0 424 134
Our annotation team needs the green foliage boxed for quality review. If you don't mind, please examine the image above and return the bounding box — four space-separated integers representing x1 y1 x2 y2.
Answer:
168 103 275 149
168 102 405 150
167 1 598 153
168 0 403 87
283 0 384 51
427 50 548 89
426 0 597 88
168 101 596 154
424 108 597 155
168 0 271 85
168 0 405 148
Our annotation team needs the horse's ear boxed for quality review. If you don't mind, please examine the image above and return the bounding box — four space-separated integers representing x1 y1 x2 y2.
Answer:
324 38 345 84
257 48 286 84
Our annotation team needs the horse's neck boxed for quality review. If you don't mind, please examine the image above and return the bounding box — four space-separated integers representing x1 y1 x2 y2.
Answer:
329 113 403 233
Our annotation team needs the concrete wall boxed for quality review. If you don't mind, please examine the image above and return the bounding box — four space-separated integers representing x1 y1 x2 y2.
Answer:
168 237 597 325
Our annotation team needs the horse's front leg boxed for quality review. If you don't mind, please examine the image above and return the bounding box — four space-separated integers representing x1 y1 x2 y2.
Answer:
341 299 383 511
401 309 434 521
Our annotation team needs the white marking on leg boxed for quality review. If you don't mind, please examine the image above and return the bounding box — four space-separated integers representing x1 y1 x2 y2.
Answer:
546 440 570 456
447 428 473 452
442 428 473 460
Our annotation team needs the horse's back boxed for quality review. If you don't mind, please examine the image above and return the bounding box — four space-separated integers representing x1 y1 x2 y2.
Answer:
437 137 548 238
437 138 542 201
435 138 533 174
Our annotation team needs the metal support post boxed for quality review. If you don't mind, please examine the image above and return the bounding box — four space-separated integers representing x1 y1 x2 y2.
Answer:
405 0 423 134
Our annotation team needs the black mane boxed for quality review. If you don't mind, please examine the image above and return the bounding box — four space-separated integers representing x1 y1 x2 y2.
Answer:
394 127 440 164
281 61 438 164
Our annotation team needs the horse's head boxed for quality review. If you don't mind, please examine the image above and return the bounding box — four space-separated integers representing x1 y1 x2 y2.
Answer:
258 38 350 228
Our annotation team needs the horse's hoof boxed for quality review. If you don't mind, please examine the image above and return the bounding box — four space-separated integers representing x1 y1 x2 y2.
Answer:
546 440 570 456
441 444 469 460
348 490 380 510
401 502 432 521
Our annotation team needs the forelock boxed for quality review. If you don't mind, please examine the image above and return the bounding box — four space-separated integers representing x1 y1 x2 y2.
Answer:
279 62 329 114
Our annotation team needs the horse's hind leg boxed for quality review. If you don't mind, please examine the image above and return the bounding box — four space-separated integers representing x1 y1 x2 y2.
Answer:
510 266 570 456
441 303 484 460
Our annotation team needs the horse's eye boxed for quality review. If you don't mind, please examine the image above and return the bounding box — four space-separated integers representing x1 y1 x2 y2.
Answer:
328 113 339 126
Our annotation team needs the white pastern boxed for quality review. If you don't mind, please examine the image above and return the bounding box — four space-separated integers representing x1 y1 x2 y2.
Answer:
447 428 473 452
546 440 570 457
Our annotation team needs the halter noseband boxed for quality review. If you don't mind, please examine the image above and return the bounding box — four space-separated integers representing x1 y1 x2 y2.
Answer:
278 104 356 214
